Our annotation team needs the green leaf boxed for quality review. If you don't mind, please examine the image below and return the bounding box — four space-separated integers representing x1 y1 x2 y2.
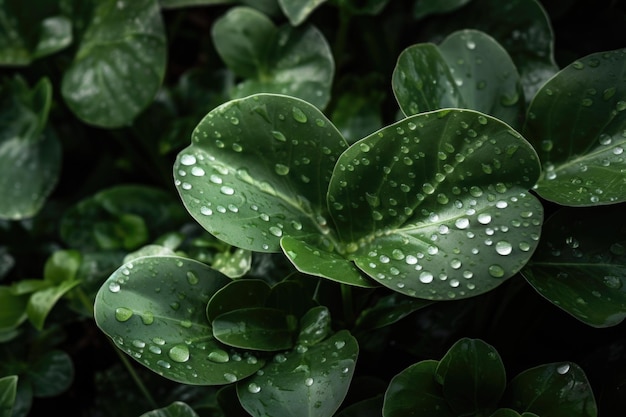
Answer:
335 396 384 417
213 307 297 351
237 330 358 417
278 0 327 25
297 306 331 346
0 375 18 417
0 76 60 220
212 248 252 278
393 29 523 128
0 1 72 66
212 7 334 109
61 0 166 127
413 0 472 20
0 286 28 330
206 280 271 323
95 255 265 385
43 250 81 285
502 362 598 417
28 350 73 398
330 109 542 300
354 292 434 331
174 94 347 253
524 49 626 206
27 280 82 330
522 206 626 327
383 360 454 417
139 401 199 417
60 185 187 251
435 338 506 415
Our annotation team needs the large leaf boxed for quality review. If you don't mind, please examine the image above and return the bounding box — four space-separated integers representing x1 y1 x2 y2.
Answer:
61 0 166 127
524 48 626 206
94 255 265 385
435 338 506 415
237 330 358 417
330 109 543 299
212 7 334 109
393 29 523 128
502 362 597 417
278 0 327 25
174 94 347 253
383 360 454 417
0 0 72 66
0 76 61 220
522 206 626 327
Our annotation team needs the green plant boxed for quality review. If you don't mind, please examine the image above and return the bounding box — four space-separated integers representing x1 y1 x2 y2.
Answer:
1 0 625 416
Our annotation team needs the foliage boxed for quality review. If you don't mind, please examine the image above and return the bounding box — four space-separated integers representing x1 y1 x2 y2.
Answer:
1 0 625 416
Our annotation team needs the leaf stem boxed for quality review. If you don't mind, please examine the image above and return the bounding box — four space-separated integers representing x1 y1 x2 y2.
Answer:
110 341 159 410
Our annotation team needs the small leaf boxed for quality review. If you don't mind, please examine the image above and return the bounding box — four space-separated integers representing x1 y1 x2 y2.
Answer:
174 94 347 253
524 48 626 206
237 330 358 417
27 350 73 398
297 306 331 346
330 109 542 299
0 287 28 330
138 401 199 417
206 280 271 323
43 250 81 285
61 0 166 127
502 362 598 417
27 280 82 330
213 307 297 351
393 29 523 127
435 338 506 415
522 206 626 327
278 0 327 25
95 255 264 385
383 360 454 417
0 375 18 417
212 7 334 109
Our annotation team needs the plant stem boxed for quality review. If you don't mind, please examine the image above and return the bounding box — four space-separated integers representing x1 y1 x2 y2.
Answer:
111 341 159 410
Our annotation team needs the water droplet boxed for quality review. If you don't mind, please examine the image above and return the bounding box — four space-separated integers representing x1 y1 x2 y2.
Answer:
230 116 239 125
335 340 346 349
275 163 290 175
466 40 476 50
305 377 314 387
141 311 154 325
191 166 205 176
115 307 133 322
208 349 230 363
181 182 192 190
450 259 462 269
581 98 593 107
224 373 237 383
272 130 287 142
220 186 235 195
477 213 492 225
180 154 196 166
617 101 626 111
495 241 512 255
186 271 199 285
168 345 190 363
269 226 283 237
422 183 435 194
109 282 121 293
603 275 622 289
610 243 626 256
200 206 213 216
488 264 505 278
455 218 470 229
359 143 371 152
292 107 308 123
556 363 570 374
405 255 418 265
248 383 261 393
419 271 434 283
572 61 584 70
157 360 171 369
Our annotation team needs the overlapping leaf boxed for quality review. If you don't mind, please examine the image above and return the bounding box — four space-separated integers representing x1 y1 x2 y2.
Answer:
524 48 626 206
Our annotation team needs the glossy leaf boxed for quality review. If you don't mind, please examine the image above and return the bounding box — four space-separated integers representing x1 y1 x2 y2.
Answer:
212 248 252 278
139 401 199 417
237 330 358 417
174 94 347 253
502 362 597 417
393 29 522 127
26 280 82 330
213 307 297 351
0 1 72 66
330 109 543 299
522 206 626 327
278 0 327 25
354 292 434 331
61 0 166 127
0 76 60 220
60 185 187 251
435 338 506 415
0 375 18 417
94 255 265 385
383 360 454 417
206 280 271 323
524 48 626 206
413 0 472 20
0 287 28 330
212 7 334 109
297 306 331 346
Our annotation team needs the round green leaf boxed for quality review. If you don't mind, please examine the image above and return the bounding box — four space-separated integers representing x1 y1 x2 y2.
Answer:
206 280 271 323
393 29 523 127
212 7 334 109
94 255 265 385
435 338 506 415
502 362 598 417
213 307 297 351
237 330 358 417
329 109 543 300
524 48 626 206
522 206 626 327
174 94 348 253
383 360 455 417
61 0 166 128
278 0 327 26
0 76 60 220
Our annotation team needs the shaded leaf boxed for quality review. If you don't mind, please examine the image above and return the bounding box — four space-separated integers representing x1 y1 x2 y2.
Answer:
524 48 626 206
159 0 235 8
278 0 327 25
139 401 199 417
413 0 472 20
237 330 358 417
28 350 73 398
354 292 434 331
206 280 271 323
297 306 331 346
0 287 28 330
522 206 626 327
0 375 18 417
27 280 82 330
94 255 264 385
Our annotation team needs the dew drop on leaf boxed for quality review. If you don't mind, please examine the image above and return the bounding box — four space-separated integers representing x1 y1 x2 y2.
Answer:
292 106 308 123
495 241 513 255
556 363 570 374
488 264 505 278
115 307 133 322
248 383 261 393
168 344 190 363
208 349 230 363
